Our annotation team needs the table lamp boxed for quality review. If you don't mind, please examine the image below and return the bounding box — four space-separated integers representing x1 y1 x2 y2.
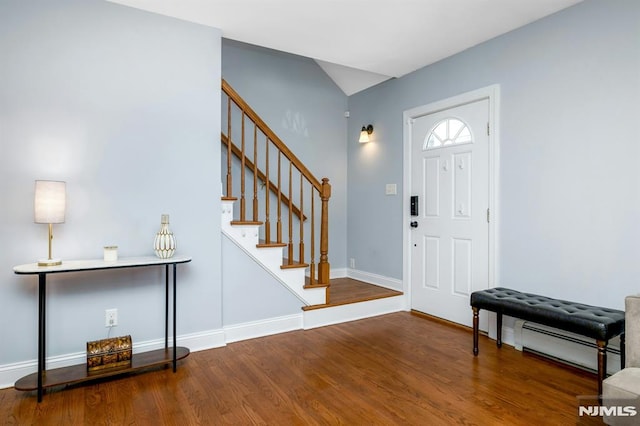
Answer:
34 180 66 266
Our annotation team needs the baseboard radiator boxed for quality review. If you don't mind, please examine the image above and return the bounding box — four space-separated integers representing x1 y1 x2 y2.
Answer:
514 320 622 375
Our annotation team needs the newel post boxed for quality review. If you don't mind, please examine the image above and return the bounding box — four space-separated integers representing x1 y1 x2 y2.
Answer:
318 178 331 284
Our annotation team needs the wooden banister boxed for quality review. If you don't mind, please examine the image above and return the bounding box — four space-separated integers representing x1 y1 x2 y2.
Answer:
222 79 331 285
222 80 322 191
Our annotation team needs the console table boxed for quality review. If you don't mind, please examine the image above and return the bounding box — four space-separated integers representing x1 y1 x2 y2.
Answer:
13 255 192 402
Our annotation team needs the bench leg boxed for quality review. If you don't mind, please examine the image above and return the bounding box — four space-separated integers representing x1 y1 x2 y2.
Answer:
496 312 503 348
473 307 479 356
597 340 607 398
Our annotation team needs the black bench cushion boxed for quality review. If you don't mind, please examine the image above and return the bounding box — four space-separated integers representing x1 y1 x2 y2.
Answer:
470 287 624 341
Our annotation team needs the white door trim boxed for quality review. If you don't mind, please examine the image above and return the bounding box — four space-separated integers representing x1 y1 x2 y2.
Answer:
402 85 500 317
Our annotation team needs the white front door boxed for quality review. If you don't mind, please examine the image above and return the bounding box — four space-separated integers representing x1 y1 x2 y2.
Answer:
410 99 489 326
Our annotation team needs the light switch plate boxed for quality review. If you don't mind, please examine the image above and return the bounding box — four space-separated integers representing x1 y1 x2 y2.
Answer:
385 184 397 195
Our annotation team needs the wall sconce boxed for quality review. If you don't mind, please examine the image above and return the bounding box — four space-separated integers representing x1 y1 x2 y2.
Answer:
359 125 373 143
34 180 66 266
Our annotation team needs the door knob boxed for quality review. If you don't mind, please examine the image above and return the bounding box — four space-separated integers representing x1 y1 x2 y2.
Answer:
410 221 418 228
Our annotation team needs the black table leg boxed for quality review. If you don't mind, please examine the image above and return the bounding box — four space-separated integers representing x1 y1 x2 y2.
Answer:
173 263 177 372
37 273 46 403
165 264 169 350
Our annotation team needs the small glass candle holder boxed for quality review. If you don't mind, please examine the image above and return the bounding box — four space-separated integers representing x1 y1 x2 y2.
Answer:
103 246 118 262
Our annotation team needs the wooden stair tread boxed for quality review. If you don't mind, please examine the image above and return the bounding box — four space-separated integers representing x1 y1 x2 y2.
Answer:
257 240 287 248
303 283 330 289
281 261 308 270
230 220 263 226
221 196 237 201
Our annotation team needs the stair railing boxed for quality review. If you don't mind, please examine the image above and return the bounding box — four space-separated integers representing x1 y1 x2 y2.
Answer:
221 79 331 286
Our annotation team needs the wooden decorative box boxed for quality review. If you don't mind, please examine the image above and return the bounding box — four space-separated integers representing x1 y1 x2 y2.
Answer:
87 335 132 372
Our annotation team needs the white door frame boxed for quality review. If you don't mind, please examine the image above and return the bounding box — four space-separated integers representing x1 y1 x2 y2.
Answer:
402 85 500 324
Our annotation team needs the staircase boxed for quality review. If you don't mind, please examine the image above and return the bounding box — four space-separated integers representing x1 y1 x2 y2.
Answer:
221 80 331 307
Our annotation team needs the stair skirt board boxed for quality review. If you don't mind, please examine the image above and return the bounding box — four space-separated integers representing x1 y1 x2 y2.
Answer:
513 320 622 375
221 198 326 306
221 300 405 343
224 314 303 344
303 295 406 330
221 231 325 306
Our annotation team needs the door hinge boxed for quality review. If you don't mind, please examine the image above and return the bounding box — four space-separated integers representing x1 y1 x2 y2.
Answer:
487 122 490 136
486 208 490 223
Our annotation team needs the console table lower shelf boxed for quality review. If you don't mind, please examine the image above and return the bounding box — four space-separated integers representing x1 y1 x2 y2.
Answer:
15 347 190 392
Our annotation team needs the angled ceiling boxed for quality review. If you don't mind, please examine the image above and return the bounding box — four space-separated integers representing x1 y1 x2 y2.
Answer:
108 0 582 95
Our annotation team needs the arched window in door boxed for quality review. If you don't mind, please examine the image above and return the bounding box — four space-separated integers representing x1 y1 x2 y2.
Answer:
424 118 472 150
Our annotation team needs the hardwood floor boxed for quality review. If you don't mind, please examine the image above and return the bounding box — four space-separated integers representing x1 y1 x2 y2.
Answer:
1 312 604 425
304 277 403 310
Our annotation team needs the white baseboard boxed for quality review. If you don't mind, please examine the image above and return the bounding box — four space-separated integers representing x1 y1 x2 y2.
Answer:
330 267 348 278
224 314 303 343
0 351 86 390
347 268 403 292
305 267 348 279
179 329 227 353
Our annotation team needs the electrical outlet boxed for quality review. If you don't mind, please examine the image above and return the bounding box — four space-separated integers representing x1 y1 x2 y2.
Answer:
349 258 355 269
105 308 118 327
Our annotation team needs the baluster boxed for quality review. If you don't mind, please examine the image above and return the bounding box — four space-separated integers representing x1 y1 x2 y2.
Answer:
252 123 258 222
240 112 246 221
277 152 282 244
226 97 232 198
299 173 304 265
264 137 271 243
288 162 293 265
309 182 316 286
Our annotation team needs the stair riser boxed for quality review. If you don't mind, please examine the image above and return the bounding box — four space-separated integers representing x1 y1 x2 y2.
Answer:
224 223 260 246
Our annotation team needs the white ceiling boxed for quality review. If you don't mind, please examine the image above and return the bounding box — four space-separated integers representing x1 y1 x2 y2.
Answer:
108 0 583 95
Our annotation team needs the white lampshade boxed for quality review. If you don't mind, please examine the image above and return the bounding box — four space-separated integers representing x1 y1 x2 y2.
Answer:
34 180 66 224
359 125 373 143
359 129 370 143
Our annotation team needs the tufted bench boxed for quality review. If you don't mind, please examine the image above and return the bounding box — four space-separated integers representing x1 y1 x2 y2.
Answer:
470 287 625 396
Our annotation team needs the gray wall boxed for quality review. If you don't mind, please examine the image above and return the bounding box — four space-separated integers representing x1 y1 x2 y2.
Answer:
0 0 222 364
222 40 349 271
348 0 640 308
222 235 302 325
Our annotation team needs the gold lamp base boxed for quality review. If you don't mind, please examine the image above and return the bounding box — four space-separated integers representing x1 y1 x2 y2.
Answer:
38 258 62 267
38 223 62 266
